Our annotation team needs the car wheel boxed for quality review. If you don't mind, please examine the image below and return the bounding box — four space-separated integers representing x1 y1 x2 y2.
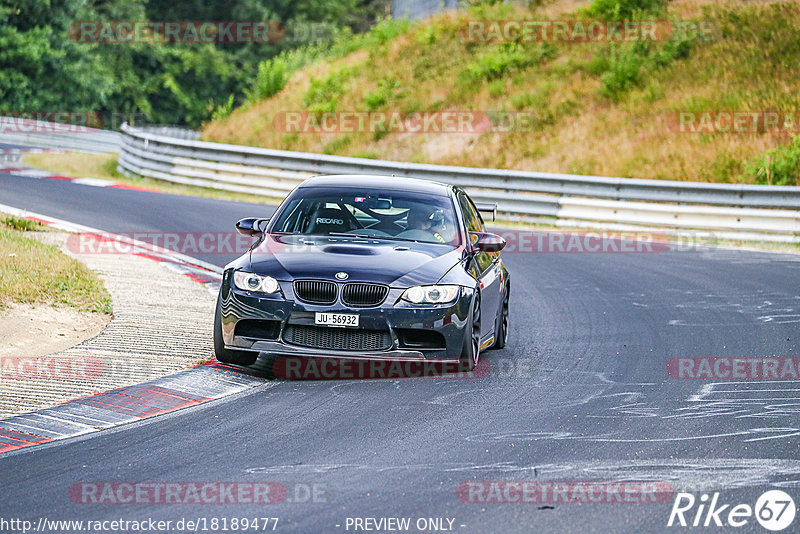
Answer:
489 283 509 350
258 353 278 380
213 295 258 366
459 292 481 372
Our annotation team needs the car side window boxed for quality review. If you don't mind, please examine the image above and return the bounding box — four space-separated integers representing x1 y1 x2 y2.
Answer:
467 197 486 232
458 192 494 275
458 193 483 233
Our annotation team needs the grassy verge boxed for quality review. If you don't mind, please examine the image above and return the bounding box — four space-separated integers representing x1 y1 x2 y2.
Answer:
21 152 283 206
0 215 112 313
203 0 800 185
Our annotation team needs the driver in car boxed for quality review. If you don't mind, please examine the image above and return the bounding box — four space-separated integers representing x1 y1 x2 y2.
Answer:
406 207 447 243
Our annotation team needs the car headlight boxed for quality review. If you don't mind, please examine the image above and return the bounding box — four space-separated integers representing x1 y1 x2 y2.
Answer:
233 271 280 294
401 285 460 305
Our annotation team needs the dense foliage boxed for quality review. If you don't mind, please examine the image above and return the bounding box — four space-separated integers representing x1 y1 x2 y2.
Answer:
0 0 390 128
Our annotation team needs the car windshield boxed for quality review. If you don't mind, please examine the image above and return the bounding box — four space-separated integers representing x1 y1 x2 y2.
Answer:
269 187 461 246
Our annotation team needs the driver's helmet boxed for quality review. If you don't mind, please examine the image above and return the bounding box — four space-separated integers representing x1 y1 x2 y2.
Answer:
407 207 447 243
406 207 435 230
429 209 445 231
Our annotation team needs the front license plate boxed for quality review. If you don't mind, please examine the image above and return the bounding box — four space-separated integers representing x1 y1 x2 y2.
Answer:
315 312 359 327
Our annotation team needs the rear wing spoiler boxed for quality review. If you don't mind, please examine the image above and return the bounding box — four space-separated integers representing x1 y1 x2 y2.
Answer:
474 202 498 221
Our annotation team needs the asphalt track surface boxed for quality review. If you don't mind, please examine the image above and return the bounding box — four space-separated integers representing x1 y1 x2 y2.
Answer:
2 171 800 533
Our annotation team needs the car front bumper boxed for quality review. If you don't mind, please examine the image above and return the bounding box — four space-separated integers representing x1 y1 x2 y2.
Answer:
218 273 473 362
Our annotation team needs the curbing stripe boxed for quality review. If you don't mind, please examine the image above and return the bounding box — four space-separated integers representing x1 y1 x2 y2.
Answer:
2 161 161 192
0 428 50 443
0 433 53 454
0 363 269 456
0 421 71 440
45 403 141 426
6 168 54 178
3 414 95 437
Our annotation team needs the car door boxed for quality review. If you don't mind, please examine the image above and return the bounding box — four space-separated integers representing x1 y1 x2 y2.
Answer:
457 192 502 344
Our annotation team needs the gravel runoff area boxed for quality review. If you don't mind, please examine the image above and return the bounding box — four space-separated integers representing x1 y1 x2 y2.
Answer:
0 231 217 418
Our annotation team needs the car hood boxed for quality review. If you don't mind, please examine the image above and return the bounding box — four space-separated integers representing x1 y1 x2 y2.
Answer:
248 234 462 286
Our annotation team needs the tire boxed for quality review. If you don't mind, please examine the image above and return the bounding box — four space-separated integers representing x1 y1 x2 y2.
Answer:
256 353 278 379
213 295 258 366
489 283 509 350
459 292 481 372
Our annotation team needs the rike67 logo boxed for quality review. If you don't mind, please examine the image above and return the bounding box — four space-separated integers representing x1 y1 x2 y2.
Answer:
668 490 796 531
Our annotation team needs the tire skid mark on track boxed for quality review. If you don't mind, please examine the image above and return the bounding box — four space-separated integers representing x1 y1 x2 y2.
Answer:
242 458 800 492
463 376 800 446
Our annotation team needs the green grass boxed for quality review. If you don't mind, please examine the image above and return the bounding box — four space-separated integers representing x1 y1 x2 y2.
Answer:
364 78 401 111
204 0 800 185
246 57 289 103
1 216 45 232
465 42 556 82
581 0 668 20
748 135 800 186
0 219 112 313
303 66 358 113
243 16 414 102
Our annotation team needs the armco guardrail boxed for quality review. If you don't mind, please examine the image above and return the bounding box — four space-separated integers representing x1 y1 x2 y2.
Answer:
0 117 796 242
118 124 800 242
0 117 121 154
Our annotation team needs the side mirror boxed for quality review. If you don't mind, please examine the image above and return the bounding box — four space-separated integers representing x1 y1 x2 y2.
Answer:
470 232 506 252
236 217 269 237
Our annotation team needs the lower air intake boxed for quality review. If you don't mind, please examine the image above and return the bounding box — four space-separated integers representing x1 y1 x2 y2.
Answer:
284 325 392 351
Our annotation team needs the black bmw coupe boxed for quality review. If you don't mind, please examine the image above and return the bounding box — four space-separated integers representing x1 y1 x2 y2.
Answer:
214 174 510 374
